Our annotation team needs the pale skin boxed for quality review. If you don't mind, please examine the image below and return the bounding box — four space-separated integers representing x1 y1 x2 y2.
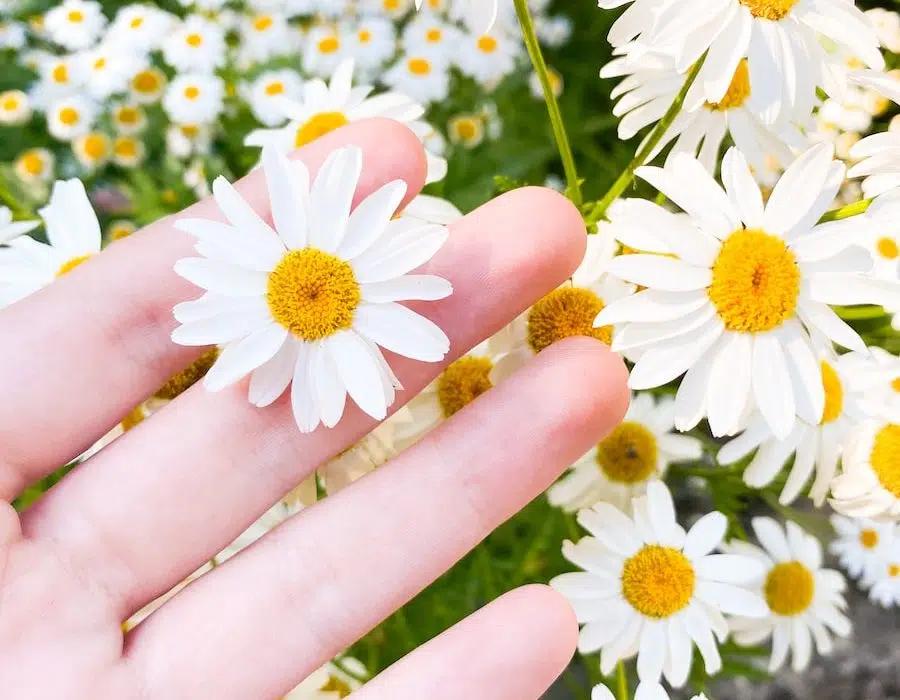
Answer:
0 119 630 699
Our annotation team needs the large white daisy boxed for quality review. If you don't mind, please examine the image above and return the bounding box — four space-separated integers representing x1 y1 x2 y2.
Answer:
596 144 900 441
548 393 703 514
171 146 453 432
718 347 871 506
830 419 900 520
551 481 767 688
727 517 851 673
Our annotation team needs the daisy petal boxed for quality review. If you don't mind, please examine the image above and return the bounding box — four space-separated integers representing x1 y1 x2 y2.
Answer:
248 338 299 408
354 302 450 362
327 330 390 420
361 275 453 303
683 512 727 560
205 324 288 392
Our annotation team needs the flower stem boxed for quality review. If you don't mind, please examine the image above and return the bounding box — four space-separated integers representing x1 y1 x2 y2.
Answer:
818 197 873 223
616 662 629 700
589 54 707 222
513 0 582 206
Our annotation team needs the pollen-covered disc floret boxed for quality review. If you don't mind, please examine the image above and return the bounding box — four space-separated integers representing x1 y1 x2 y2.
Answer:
171 146 453 433
832 419 900 520
155 348 221 401
436 356 493 418
551 482 766 687
598 145 899 442
728 518 850 673
527 286 611 353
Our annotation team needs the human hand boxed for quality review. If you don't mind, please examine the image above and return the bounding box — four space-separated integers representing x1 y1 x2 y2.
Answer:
0 120 629 699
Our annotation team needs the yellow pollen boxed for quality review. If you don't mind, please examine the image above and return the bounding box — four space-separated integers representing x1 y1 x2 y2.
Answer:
622 545 695 618
739 0 799 20
408 57 432 75
319 676 352 698
184 85 201 100
892 377 900 394
765 561 814 616
870 423 900 498
114 137 138 158
116 106 140 124
93 57 107 70
318 36 340 54
437 356 494 418
890 564 900 577
253 15 273 31
266 249 361 341
133 70 162 94
68 10 84 22
185 32 203 47
58 107 80 125
265 81 285 96
56 255 91 278
477 35 498 53
2 96 20 111
877 237 899 260
358 29 372 43
595 421 658 484
130 16 144 29
384 0 400 9
155 348 221 400
52 64 69 83
295 111 349 148
426 27 442 42
121 405 146 432
453 118 480 141
820 361 843 425
860 529 879 549
708 229 800 333
526 287 612 354
706 59 751 111
20 152 44 176
181 124 199 137
81 133 108 160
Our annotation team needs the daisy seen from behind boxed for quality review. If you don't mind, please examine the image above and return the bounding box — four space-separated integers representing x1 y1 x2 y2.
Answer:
727 517 851 673
548 392 702 513
171 146 453 432
596 144 899 441
830 515 895 587
831 418 900 520
551 481 767 688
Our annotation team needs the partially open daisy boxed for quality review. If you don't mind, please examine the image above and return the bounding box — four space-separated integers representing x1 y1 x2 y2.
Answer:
548 393 703 513
830 515 895 587
0 178 101 307
0 207 39 245
831 419 900 520
246 59 424 152
718 348 871 506
552 481 767 687
171 146 453 432
14 149 54 184
597 144 899 440
727 517 851 673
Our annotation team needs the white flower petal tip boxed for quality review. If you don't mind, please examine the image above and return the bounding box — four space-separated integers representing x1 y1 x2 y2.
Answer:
170 145 453 433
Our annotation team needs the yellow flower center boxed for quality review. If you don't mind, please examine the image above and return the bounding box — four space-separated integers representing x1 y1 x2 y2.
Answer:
266 249 361 341
186 32 203 47
93 57 107 71
595 421 658 484
68 10 84 22
155 348 221 400
81 133 108 160
860 529 879 549
453 118 480 141
133 70 162 94
181 124 199 137
622 545 696 619
265 80 285 96
705 59 751 111
114 137 138 158
526 287 612 354
408 57 432 75
2 95 20 111
870 423 900 498
295 111 349 148
318 36 340 54
358 29 372 43
120 405 146 432
19 152 44 176
58 107 79 125
477 35 498 53
56 255 91 278
52 64 69 83
892 377 900 394
890 564 900 577
116 106 141 125
319 675 352 698
738 0 799 20
820 361 843 425
436 356 494 418
765 561 815 616
384 0 400 9
877 236 899 260
708 229 800 333
426 27 442 42
130 16 144 29
253 15 273 31
184 85 201 100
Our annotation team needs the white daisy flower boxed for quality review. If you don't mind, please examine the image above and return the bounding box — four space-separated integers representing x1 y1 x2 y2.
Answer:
402 14 461 55
82 42 147 101
593 685 708 700
830 515 895 586
107 4 175 52
166 123 214 159
14 149 55 184
238 12 293 63
549 393 703 514
33 55 85 105
718 348 871 506
0 90 31 126
345 16 396 80
552 481 767 687
417 0 498 34
162 15 227 74
597 144 900 441
868 545 900 608
162 73 225 125
454 30 521 89
728 517 851 673
44 0 107 51
47 96 98 141
111 103 147 135
843 347 900 421
112 136 146 168
602 48 804 174
284 658 367 699
529 67 563 100
448 114 486 148
868 8 900 53
171 146 453 432
831 419 900 520
365 0 415 20
0 179 102 307
72 131 111 170
246 59 424 152
0 20 26 50
384 53 451 104
245 70 304 127
535 14 573 48
303 25 349 78
0 207 39 245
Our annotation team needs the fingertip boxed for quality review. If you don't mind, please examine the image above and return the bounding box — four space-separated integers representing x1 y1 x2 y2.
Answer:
507 584 579 659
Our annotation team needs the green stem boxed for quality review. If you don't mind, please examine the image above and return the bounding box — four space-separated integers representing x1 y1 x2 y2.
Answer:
589 55 707 222
819 198 872 223
513 0 582 206
616 662 629 700
0 179 34 221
